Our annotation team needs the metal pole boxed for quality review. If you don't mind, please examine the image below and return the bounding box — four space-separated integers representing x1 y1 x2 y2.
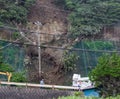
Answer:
38 30 41 75
35 21 42 76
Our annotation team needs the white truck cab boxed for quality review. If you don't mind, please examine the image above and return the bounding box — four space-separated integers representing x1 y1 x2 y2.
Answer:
72 74 94 89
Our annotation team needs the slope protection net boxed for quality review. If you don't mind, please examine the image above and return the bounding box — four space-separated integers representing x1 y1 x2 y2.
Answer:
0 40 120 82
0 41 25 81
73 40 120 76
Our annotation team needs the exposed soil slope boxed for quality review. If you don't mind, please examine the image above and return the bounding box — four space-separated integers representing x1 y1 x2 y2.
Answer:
26 0 70 85
28 0 68 35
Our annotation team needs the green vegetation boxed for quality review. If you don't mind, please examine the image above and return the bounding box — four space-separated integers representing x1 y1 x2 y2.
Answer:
83 41 113 50
0 47 3 63
74 91 84 97
0 46 27 82
0 63 14 72
0 0 35 24
0 63 27 82
56 0 120 37
11 72 27 82
63 51 79 72
54 0 66 9
0 42 25 71
89 53 120 97
58 95 120 99
12 32 20 39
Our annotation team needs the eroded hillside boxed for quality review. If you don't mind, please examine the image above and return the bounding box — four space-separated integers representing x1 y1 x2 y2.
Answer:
27 0 68 35
1 0 120 85
26 0 70 85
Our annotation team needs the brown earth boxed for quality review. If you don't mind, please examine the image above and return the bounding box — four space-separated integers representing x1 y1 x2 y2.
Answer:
27 0 69 36
26 0 71 85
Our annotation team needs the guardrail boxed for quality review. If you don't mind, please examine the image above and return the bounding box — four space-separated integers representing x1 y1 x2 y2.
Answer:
0 81 94 90
0 81 79 90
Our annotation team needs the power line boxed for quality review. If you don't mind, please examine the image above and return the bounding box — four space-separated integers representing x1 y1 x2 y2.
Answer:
0 36 26 50
0 22 118 38
0 23 65 48
0 39 120 53
19 31 33 44
0 43 12 50
0 24 40 49
0 25 62 36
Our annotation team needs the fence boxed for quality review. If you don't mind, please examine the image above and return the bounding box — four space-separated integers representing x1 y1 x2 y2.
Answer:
0 39 120 84
0 85 73 99
73 40 120 76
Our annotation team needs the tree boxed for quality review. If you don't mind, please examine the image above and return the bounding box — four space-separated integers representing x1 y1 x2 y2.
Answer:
63 51 79 73
11 72 27 82
89 53 120 97
0 0 35 24
64 0 120 37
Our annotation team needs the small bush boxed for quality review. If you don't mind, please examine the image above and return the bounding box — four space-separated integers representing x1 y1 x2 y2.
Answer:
74 91 84 97
11 72 27 82
0 63 14 72
58 95 120 99
63 51 79 72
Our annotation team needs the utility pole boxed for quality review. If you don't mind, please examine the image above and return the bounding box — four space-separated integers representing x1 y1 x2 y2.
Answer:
34 21 42 76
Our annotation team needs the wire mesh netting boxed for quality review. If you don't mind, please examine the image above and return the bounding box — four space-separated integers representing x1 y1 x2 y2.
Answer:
0 41 25 72
73 40 120 76
0 86 73 99
0 41 25 81
0 39 120 82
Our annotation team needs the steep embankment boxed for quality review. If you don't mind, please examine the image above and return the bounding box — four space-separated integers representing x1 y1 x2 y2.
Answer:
26 0 70 85
28 0 68 35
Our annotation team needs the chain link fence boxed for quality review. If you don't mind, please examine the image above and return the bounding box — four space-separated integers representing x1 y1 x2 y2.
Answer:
0 86 73 99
